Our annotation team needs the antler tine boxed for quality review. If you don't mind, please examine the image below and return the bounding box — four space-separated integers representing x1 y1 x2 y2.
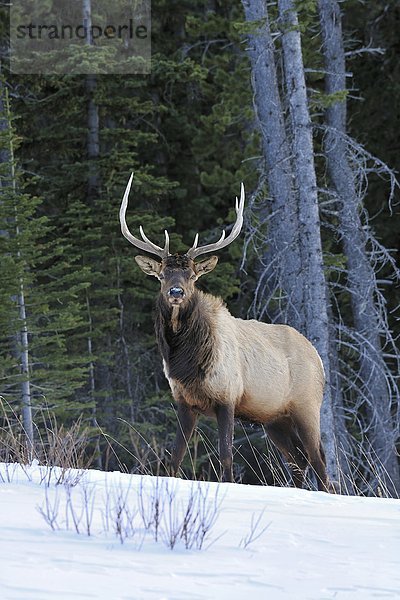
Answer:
164 230 170 255
119 173 170 259
139 226 170 257
191 233 199 251
186 183 245 259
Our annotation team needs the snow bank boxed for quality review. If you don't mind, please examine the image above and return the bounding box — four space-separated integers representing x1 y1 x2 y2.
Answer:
0 462 399 599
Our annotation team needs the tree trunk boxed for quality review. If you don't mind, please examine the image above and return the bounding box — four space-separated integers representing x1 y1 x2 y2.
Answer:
0 81 34 457
278 0 339 482
241 0 304 331
86 291 102 470
83 0 100 199
82 0 102 469
328 309 354 493
318 0 399 495
18 281 34 459
86 74 100 199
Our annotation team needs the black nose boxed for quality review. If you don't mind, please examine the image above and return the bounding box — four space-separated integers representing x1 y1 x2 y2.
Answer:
168 287 184 298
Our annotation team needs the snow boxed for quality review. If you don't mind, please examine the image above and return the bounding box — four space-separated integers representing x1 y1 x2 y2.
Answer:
1 463 399 600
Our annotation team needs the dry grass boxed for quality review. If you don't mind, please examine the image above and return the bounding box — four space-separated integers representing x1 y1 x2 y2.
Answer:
0 398 94 484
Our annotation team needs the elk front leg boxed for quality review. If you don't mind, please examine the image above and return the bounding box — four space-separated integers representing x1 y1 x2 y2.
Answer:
170 401 197 477
216 403 235 483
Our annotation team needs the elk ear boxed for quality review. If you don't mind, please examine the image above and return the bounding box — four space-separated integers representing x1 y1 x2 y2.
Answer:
135 255 162 278
195 255 218 278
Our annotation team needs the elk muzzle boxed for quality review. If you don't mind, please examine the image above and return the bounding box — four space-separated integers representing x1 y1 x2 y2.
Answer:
168 286 185 304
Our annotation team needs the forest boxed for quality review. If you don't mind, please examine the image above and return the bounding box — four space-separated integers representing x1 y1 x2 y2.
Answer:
0 0 399 496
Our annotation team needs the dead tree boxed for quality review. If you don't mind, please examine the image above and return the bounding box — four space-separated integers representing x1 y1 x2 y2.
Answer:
241 0 344 483
318 0 400 495
241 0 305 332
276 0 339 481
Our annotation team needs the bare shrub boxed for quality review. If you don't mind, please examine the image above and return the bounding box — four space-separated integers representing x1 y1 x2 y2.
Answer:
38 413 94 486
38 474 225 551
0 397 34 481
0 398 93 485
37 485 61 531
239 509 271 549
137 477 225 550
37 482 97 535
102 479 141 545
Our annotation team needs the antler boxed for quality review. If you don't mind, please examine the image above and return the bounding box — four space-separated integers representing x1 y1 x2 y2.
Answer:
186 182 245 259
120 175 245 260
119 173 170 259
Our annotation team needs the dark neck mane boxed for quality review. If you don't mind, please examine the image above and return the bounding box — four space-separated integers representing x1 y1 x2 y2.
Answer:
155 290 217 387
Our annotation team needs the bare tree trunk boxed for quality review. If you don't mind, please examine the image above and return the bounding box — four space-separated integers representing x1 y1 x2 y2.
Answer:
18 281 34 458
318 0 399 495
328 310 354 493
81 0 102 469
86 291 102 470
1 81 34 456
278 0 339 482
241 0 304 331
86 74 99 198
83 0 100 199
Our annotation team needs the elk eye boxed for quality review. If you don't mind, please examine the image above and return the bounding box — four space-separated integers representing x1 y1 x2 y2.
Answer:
190 274 196 280
159 274 165 280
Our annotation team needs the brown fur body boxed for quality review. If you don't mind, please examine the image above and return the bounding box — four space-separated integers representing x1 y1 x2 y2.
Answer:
155 284 328 489
157 290 324 416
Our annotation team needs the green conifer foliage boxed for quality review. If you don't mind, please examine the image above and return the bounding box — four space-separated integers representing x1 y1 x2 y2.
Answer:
0 80 90 434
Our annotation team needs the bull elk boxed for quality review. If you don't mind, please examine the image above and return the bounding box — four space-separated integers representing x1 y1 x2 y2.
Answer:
120 174 329 490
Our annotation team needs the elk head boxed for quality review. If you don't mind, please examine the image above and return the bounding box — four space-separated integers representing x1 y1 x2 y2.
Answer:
119 173 245 308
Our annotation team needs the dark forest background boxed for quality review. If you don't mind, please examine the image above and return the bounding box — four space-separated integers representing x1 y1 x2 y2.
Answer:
1 0 399 495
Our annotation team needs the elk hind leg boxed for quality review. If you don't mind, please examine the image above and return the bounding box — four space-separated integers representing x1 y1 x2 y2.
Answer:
292 413 329 492
265 416 308 488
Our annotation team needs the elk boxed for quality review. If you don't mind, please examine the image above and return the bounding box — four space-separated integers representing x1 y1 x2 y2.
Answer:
120 174 329 490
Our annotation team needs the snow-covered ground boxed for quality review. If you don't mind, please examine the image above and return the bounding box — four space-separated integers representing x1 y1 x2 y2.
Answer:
0 463 399 600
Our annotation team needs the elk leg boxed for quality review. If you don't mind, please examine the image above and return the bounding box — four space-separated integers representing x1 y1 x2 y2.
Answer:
215 403 235 483
171 401 197 477
292 415 329 492
314 442 329 492
306 441 329 492
265 417 308 488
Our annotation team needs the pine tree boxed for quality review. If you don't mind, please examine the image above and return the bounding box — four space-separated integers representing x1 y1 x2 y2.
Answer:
0 78 91 452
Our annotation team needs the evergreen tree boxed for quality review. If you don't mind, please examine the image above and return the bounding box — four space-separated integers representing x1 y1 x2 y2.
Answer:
0 78 91 449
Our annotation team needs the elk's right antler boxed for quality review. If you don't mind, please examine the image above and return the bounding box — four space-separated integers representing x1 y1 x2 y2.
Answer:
119 173 170 259
186 183 245 259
